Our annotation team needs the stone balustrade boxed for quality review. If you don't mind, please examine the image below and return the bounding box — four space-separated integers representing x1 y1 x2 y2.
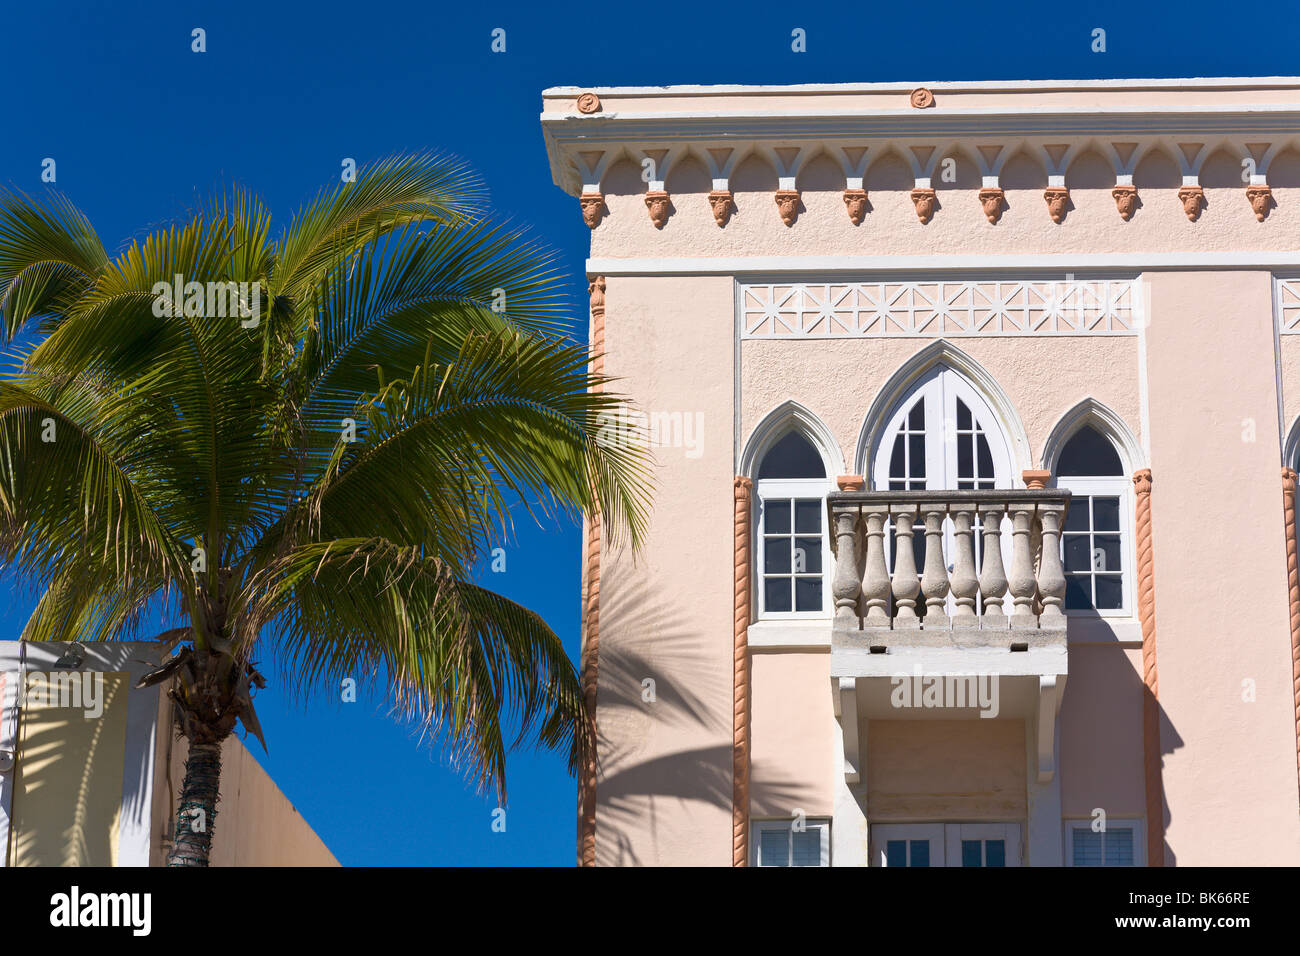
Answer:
827 489 1071 648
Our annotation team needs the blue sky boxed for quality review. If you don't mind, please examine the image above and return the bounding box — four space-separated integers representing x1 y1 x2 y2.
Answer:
2 0 1298 865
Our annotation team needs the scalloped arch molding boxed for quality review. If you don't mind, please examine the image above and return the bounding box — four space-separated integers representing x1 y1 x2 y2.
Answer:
852 340 1032 479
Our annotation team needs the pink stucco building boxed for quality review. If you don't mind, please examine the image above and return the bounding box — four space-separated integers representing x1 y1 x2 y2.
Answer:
543 78 1300 866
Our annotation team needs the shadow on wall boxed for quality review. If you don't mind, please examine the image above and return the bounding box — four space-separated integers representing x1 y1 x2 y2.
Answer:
592 568 806 866
8 672 130 866
1156 687 1182 866
1060 625 1183 867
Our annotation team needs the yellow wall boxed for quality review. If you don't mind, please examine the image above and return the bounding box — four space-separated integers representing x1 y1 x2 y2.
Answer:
153 693 338 866
8 672 129 866
867 719 1027 821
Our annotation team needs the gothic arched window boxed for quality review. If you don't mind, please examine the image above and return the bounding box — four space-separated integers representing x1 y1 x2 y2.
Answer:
871 366 1015 618
756 431 831 617
1055 425 1130 613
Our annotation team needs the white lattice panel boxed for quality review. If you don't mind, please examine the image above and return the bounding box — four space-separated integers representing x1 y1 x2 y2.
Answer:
740 279 1141 338
1277 278 1300 333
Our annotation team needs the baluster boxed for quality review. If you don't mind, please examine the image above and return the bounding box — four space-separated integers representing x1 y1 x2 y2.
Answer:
977 503 1009 625
831 507 862 629
1037 501 1067 623
949 506 978 624
861 508 891 627
1008 504 1038 626
890 505 920 625
919 505 951 629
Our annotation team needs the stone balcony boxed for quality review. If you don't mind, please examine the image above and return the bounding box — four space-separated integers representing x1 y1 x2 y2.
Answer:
826 489 1071 655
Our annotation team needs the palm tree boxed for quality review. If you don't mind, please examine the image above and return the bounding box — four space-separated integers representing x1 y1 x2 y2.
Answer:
0 155 649 866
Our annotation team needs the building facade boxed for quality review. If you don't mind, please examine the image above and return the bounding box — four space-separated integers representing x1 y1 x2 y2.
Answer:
0 641 336 866
542 78 1300 866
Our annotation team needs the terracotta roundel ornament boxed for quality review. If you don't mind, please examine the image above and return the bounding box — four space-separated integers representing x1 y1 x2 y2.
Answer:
576 92 602 115
910 87 935 109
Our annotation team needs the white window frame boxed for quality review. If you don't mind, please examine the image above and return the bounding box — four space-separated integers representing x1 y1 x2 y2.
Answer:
755 477 834 620
873 823 1022 866
1064 818 1145 867
1053 474 1135 619
752 817 831 867
873 823 946 866
945 822 1022 867
871 366 1015 492
870 367 1016 616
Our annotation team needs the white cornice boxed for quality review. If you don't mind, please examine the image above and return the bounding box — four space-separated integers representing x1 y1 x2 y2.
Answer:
586 254 1300 275
541 79 1300 194
543 77 1300 96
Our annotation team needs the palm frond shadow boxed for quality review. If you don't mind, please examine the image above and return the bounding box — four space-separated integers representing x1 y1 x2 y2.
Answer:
589 556 807 866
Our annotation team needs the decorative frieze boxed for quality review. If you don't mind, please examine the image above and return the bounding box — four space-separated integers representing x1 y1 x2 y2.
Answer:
1275 278 1300 333
740 278 1141 339
544 82 1300 236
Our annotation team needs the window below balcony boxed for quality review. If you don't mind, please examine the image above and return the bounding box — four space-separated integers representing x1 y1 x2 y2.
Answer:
1066 820 1141 866
753 818 831 866
872 823 1022 867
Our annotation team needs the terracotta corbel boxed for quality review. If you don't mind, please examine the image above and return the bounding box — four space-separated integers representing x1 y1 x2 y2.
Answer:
978 187 1005 224
1044 187 1070 223
579 193 604 229
644 190 670 229
775 190 800 226
836 474 865 491
1247 185 1273 221
1112 185 1138 221
1177 185 1205 222
708 190 733 227
843 188 868 225
911 187 936 224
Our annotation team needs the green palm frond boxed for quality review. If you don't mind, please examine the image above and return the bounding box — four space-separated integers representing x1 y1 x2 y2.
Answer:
249 537 589 797
272 153 486 303
0 189 108 340
0 155 649 800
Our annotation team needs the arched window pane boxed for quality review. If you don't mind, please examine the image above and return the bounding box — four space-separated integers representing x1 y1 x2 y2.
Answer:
1057 426 1123 476
758 431 825 479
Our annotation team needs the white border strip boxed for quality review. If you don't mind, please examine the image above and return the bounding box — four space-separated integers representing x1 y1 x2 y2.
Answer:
589 253 1300 276
544 77 1300 97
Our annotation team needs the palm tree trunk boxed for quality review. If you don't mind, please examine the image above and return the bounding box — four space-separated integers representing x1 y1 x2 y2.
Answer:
167 742 223 866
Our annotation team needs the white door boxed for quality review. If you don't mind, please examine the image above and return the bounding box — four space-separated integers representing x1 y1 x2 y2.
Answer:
873 824 945 867
944 823 1022 867
872 366 1012 493
871 367 1014 613
873 823 1022 867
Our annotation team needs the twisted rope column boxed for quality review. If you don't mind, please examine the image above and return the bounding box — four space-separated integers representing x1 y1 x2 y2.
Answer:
1283 468 1300 813
733 476 754 866
577 277 605 867
1133 468 1164 866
